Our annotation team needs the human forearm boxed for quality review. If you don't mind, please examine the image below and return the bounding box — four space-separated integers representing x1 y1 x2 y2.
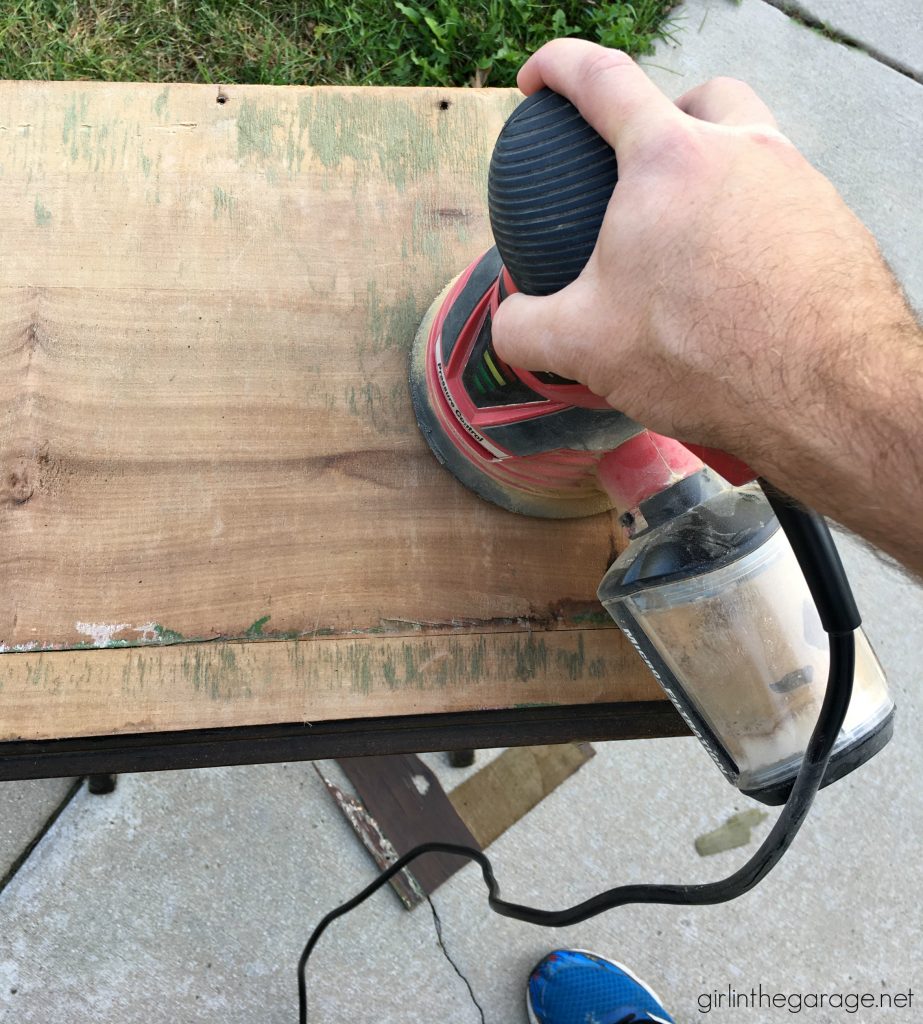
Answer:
744 304 923 574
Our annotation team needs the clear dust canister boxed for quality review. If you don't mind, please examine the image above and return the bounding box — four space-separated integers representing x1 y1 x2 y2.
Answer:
598 479 894 805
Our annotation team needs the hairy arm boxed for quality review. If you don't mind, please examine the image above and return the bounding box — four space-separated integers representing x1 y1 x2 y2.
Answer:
491 40 923 575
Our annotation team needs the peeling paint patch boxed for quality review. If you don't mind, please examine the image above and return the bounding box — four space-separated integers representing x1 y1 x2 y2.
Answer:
0 641 41 654
75 622 131 647
237 99 283 161
151 624 187 644
245 615 271 639
67 622 193 649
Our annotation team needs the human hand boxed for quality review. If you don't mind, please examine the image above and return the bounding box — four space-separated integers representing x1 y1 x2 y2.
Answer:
491 39 912 473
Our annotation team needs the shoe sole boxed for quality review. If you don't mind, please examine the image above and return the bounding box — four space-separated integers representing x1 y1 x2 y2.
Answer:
525 948 672 1024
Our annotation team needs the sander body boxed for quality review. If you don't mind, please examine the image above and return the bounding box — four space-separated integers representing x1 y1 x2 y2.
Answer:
410 89 894 805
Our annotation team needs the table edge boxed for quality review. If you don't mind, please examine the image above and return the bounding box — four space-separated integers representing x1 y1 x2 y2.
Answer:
0 700 688 780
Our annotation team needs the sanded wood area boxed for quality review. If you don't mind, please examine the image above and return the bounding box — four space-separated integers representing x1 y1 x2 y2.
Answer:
0 81 664 744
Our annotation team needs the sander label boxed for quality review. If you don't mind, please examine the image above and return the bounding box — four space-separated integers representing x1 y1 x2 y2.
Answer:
435 333 509 461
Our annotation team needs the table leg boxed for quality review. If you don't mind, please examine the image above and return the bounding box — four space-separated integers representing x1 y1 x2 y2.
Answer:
87 774 117 795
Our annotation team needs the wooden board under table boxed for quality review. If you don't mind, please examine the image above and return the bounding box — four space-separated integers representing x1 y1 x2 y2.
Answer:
0 82 684 779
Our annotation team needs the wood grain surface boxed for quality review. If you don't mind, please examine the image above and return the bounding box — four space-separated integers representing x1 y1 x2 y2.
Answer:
0 82 663 743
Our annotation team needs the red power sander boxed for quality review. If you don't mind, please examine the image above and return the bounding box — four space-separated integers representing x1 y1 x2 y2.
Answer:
409 88 894 805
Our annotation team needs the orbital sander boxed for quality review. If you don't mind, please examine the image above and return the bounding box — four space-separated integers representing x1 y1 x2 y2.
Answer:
297 90 897 1019
409 88 894 804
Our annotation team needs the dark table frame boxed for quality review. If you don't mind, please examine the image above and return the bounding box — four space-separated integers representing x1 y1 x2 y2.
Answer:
0 700 687 780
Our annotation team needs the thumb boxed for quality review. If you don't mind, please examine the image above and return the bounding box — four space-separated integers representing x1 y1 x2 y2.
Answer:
492 289 576 378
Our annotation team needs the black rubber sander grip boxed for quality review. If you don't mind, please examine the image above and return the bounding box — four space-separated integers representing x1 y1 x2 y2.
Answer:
488 88 619 297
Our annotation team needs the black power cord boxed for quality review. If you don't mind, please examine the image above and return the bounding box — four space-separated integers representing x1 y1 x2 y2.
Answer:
298 485 859 1023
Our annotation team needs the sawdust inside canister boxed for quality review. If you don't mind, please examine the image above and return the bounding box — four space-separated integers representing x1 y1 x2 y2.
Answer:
617 529 892 788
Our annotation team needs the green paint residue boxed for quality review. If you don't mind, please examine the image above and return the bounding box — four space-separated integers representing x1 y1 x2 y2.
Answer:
246 615 271 639
62 94 90 163
238 615 301 642
513 636 549 682
346 642 373 694
410 199 439 260
153 625 186 644
25 659 53 689
514 701 561 709
556 633 586 680
304 93 368 172
467 635 486 679
402 643 419 686
284 115 305 175
569 609 612 627
364 281 420 356
34 197 51 227
180 643 254 702
588 656 607 679
695 809 768 857
213 185 236 220
237 99 283 161
60 100 121 169
300 92 446 193
153 86 170 120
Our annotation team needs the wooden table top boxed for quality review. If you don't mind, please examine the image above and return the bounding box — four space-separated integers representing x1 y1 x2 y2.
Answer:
0 81 679 775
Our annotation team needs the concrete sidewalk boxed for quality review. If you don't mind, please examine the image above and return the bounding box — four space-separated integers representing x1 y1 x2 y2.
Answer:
1 2 921 1022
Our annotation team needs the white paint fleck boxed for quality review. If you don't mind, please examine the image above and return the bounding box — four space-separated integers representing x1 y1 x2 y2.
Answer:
0 641 40 653
75 622 130 647
411 774 430 797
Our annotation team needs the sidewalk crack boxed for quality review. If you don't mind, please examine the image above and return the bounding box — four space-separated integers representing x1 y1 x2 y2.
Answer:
427 896 486 1024
761 0 921 82
0 778 84 896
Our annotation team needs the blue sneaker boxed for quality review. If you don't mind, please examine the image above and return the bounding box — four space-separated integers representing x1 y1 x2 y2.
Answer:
527 949 674 1024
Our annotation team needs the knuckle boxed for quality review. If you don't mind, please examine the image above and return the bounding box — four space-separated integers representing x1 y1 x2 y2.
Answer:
708 75 753 95
578 47 634 90
704 75 758 102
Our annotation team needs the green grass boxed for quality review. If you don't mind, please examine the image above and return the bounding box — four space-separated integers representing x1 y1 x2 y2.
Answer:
0 1 677 87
